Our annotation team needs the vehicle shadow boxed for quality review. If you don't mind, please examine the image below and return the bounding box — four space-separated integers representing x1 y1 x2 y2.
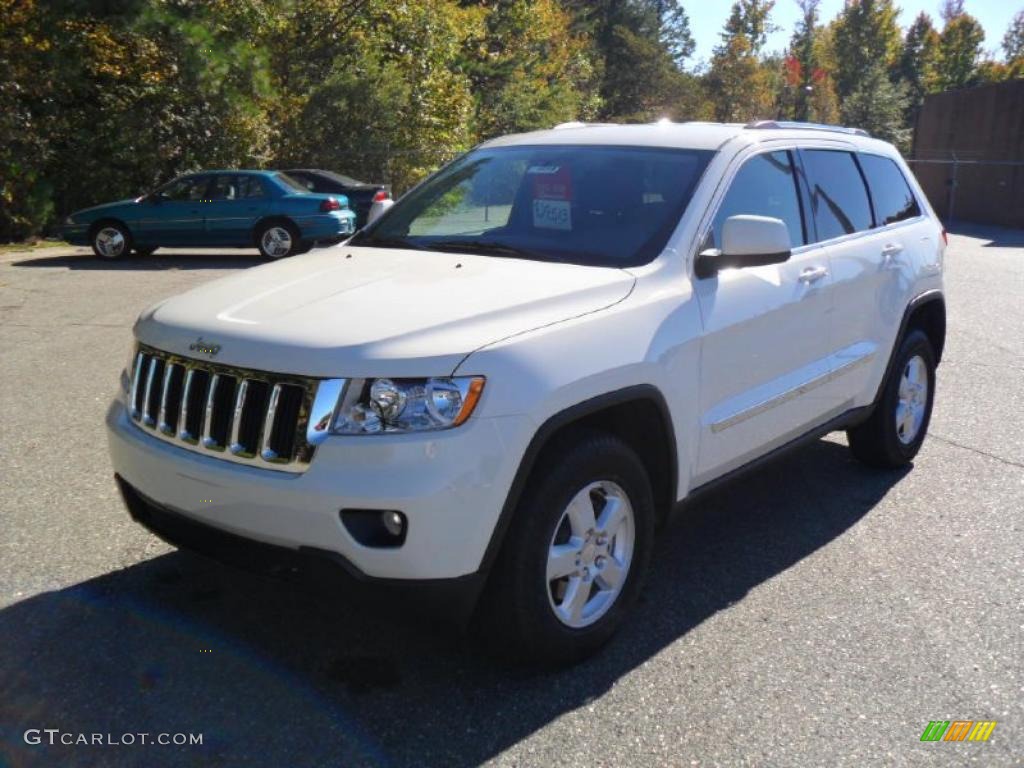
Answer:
9 251 268 271
0 439 907 768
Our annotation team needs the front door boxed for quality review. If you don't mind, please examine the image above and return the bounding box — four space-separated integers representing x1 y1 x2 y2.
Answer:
140 175 210 246
693 148 836 485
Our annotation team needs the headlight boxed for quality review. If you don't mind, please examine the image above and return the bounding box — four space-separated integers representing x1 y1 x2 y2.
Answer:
331 376 485 434
64 216 75 226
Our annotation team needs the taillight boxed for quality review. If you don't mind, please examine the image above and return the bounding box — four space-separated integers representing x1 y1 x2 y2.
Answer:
320 197 341 212
941 228 948 246
373 190 390 203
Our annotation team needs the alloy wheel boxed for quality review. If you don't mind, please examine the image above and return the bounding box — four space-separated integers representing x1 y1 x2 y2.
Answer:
896 354 928 445
546 480 635 629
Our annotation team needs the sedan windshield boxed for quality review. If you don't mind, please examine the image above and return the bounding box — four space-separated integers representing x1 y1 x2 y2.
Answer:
351 145 713 268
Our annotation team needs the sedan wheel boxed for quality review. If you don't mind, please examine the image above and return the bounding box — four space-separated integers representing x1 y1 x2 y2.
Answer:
92 226 129 259
259 225 294 259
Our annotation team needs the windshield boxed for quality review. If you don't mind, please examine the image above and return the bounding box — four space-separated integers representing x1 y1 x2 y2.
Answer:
351 145 713 267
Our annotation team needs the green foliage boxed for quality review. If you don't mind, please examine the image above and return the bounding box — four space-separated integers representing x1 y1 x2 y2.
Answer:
899 12 940 119
840 60 909 149
1004 10 1024 63
0 0 1013 241
832 0 901 100
706 0 776 122
937 12 985 90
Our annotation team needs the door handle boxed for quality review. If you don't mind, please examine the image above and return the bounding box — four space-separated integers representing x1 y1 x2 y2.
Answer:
881 243 904 259
798 265 829 284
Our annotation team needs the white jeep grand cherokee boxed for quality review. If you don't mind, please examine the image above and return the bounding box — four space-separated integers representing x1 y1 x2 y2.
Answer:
108 121 945 663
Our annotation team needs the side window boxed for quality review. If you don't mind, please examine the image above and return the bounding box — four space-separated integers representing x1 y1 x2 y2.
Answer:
160 177 208 202
859 154 921 226
711 151 805 250
210 175 240 201
238 176 266 199
801 150 873 240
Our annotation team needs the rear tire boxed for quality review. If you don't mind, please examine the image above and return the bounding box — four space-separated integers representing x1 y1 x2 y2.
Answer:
90 222 132 260
256 221 299 259
847 329 936 468
483 432 655 666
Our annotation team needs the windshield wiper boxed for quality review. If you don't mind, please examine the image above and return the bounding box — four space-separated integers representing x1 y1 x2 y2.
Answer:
424 240 555 261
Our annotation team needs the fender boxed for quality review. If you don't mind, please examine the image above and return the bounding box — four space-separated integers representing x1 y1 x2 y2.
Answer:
475 384 677 575
872 289 945 406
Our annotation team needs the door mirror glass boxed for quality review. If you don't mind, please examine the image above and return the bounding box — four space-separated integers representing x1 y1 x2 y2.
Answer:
696 215 791 278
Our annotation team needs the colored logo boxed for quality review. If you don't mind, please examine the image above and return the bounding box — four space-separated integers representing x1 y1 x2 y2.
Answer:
920 721 997 742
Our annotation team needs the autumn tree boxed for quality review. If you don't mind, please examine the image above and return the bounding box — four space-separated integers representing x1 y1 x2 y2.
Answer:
705 0 776 122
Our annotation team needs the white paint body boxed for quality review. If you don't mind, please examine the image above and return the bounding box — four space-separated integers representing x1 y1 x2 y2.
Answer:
107 123 945 580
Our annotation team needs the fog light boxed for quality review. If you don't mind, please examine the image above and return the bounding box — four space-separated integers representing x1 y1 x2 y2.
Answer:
382 510 405 537
340 509 407 548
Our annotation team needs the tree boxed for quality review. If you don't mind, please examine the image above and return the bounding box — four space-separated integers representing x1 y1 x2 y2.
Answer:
831 0 901 101
460 0 596 138
705 1 776 122
841 59 909 147
658 0 696 67
1002 10 1024 64
936 12 985 90
782 0 838 123
898 12 940 119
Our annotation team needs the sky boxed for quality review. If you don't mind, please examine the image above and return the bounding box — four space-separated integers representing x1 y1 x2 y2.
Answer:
687 0 1022 64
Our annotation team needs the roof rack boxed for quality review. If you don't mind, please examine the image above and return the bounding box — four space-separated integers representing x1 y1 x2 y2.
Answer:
745 120 870 137
552 121 622 130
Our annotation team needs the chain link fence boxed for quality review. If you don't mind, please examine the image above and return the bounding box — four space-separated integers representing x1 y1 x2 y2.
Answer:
906 151 1024 228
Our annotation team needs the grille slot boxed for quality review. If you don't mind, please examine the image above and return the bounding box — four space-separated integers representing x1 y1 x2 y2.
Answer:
127 345 323 472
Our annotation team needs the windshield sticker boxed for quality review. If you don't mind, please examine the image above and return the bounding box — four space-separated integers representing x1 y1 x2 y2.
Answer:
532 165 572 231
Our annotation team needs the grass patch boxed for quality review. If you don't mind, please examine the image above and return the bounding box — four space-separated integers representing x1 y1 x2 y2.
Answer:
0 239 70 253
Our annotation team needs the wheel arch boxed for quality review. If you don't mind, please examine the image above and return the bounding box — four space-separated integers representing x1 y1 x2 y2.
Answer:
252 215 299 246
477 384 678 576
873 290 946 405
88 217 133 240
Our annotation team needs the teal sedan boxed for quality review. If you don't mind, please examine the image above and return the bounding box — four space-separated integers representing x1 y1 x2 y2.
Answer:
61 170 357 260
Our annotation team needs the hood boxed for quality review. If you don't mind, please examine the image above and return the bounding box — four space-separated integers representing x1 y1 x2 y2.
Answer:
73 199 139 220
135 246 635 378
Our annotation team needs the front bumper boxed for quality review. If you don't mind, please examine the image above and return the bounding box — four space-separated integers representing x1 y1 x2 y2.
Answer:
106 399 526 581
116 476 486 619
61 224 90 245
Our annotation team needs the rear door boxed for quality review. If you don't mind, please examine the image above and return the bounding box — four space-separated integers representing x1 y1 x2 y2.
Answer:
204 174 270 246
798 148 913 407
693 148 836 484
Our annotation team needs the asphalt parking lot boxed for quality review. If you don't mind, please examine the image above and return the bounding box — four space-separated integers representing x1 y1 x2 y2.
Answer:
1 229 1022 767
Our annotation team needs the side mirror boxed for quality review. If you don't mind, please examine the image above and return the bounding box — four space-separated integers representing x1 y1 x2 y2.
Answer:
695 215 791 279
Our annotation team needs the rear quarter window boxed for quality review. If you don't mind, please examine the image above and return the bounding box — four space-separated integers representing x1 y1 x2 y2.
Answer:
859 154 922 226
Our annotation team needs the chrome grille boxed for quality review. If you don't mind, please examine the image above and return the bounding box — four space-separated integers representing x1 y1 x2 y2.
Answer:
128 344 336 472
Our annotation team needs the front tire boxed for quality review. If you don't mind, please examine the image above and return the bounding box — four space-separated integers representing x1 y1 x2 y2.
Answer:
257 222 299 259
91 222 132 260
847 329 936 468
484 432 655 665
